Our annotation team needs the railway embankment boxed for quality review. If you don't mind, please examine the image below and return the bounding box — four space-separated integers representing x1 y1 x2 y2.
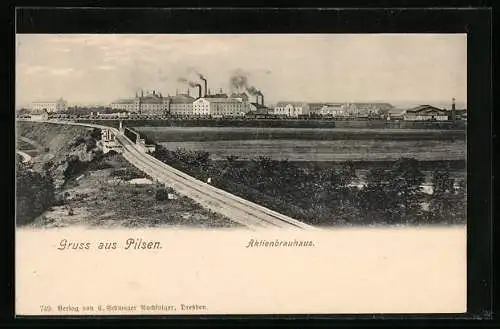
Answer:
15 121 238 228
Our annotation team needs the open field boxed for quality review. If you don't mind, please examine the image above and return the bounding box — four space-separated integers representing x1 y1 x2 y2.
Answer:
135 126 466 163
135 126 466 142
160 139 466 162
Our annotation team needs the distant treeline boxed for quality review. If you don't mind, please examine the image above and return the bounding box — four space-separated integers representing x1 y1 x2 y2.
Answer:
152 145 466 226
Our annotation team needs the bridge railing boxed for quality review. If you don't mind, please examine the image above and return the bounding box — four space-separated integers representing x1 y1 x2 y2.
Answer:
123 127 140 143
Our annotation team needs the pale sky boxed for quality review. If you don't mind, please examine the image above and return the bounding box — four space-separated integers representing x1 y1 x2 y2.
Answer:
16 34 467 108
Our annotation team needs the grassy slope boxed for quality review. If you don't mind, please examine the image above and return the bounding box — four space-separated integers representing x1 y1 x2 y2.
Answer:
16 122 238 229
16 121 92 155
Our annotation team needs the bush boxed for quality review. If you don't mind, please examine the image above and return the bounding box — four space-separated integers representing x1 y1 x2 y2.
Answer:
90 128 102 141
16 163 55 226
42 160 54 171
110 167 145 181
155 188 171 202
71 137 86 148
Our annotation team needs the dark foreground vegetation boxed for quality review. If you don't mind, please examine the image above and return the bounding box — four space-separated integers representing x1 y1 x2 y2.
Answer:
152 145 466 226
16 159 55 225
16 128 104 226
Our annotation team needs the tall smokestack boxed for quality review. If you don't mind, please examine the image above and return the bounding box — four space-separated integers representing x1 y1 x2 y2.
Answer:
259 92 264 106
255 95 259 104
198 74 208 97
196 84 202 98
451 97 456 121
203 78 207 97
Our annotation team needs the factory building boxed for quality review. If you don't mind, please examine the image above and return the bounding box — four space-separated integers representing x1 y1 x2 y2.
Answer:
342 102 394 117
192 97 249 117
318 103 346 117
247 102 269 113
386 108 406 120
111 89 196 116
205 88 229 99
273 102 311 117
110 99 139 112
30 97 68 113
109 90 162 115
230 92 249 102
307 102 326 114
403 105 450 121
169 93 195 116
139 91 167 115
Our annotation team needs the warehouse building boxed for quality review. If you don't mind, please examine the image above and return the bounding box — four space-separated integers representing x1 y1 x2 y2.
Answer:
110 98 139 112
169 94 195 116
403 105 450 121
386 108 406 120
111 90 196 116
273 102 310 117
342 102 394 117
192 97 249 117
30 97 68 113
230 92 249 102
318 103 346 117
139 91 168 115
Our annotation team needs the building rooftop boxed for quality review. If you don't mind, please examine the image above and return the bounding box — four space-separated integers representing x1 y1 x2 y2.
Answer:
406 105 444 113
387 108 406 115
205 94 229 98
275 101 309 107
169 94 195 104
140 95 165 104
321 103 345 108
231 92 248 98
112 99 135 104
249 102 268 110
349 102 394 109
200 97 243 104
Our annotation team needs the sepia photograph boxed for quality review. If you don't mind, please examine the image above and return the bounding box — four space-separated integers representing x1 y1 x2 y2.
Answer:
16 34 466 230
15 31 470 316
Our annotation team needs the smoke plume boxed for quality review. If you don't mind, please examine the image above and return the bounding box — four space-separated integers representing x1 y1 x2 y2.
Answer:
230 70 261 96
246 86 260 96
178 77 201 88
230 74 249 91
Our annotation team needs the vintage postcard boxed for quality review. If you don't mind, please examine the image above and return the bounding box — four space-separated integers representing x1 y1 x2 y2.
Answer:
15 33 467 316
